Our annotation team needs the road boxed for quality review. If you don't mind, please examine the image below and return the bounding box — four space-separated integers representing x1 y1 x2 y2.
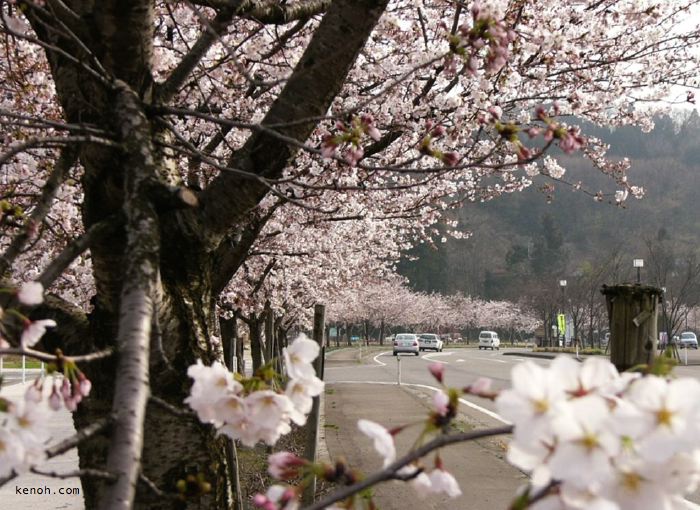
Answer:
323 346 700 509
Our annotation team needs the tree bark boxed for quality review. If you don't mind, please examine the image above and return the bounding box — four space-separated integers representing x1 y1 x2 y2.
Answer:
18 0 390 507
249 316 263 372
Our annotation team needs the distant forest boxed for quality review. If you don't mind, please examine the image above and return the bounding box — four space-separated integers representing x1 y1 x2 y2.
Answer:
399 110 700 335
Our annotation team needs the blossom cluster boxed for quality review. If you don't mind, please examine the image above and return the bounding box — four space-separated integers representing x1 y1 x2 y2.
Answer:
185 334 324 447
0 281 57 350
496 356 700 510
319 114 381 167
447 1 516 75
0 383 51 478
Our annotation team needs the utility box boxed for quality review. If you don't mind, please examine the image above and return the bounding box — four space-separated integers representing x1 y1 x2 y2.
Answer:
601 284 662 371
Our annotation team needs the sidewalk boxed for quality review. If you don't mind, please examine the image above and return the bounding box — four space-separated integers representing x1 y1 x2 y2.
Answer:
0 380 84 510
321 348 526 510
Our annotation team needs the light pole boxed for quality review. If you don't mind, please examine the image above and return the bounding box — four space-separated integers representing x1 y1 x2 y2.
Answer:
633 258 644 284
661 286 668 349
559 279 567 346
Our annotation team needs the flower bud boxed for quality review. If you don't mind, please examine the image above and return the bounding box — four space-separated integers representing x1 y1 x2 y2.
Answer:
78 372 92 397
61 378 71 399
49 387 62 411
25 380 43 403
428 362 444 383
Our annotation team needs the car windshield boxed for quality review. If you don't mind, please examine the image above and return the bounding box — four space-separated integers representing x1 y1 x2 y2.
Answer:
681 333 695 339
396 335 414 341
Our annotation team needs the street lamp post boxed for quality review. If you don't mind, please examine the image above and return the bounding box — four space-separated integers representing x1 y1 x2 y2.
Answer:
661 287 668 350
559 279 567 347
633 258 644 284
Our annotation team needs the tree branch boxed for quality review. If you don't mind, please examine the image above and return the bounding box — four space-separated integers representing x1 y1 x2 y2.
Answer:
37 214 124 289
190 0 331 24
32 467 117 481
156 4 241 103
0 147 78 276
0 347 113 364
199 0 390 249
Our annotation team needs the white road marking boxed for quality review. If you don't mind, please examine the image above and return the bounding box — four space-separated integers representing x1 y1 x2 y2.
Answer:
330 380 509 424
421 351 454 364
456 359 465 362
473 356 507 363
373 351 391 366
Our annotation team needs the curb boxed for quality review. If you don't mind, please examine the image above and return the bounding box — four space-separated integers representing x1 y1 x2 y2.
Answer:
502 351 588 361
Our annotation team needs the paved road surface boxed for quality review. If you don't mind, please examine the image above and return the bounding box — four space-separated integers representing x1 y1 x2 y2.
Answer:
323 346 700 509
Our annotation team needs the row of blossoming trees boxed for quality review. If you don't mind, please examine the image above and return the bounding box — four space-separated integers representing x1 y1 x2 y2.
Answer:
1 0 700 508
325 278 540 344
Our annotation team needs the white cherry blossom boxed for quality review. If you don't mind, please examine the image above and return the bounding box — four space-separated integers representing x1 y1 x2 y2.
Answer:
285 375 324 418
283 334 320 380
17 281 44 306
496 360 566 442
20 319 56 348
357 419 396 467
0 427 25 478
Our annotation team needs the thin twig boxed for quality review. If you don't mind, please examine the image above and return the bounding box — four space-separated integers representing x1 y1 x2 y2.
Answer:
0 347 114 364
31 467 117 481
37 215 124 289
149 395 196 418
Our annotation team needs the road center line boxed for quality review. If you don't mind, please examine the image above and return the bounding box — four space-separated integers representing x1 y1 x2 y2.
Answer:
473 356 507 363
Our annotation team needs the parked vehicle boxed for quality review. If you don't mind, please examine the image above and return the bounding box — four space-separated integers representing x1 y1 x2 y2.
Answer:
478 331 500 350
393 333 420 356
418 333 443 352
679 331 698 349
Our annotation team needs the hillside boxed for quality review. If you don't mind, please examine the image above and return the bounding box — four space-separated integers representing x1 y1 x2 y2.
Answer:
399 111 700 300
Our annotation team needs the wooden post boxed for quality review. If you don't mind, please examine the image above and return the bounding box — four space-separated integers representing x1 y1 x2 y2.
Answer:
601 284 662 371
302 304 326 505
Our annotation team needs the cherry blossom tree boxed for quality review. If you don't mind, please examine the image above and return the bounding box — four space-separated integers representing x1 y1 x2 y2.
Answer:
1 0 700 508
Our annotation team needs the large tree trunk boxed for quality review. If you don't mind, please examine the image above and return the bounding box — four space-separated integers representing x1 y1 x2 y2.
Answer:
249 316 264 372
20 0 389 507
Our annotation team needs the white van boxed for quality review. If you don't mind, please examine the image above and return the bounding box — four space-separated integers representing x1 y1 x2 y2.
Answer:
478 331 500 350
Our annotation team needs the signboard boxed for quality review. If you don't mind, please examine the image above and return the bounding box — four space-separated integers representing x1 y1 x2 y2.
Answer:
557 314 566 335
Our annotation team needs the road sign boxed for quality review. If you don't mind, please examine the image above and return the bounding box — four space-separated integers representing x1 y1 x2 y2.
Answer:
557 314 566 334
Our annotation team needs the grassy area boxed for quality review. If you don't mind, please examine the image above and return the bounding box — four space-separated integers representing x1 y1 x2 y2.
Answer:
0 355 43 369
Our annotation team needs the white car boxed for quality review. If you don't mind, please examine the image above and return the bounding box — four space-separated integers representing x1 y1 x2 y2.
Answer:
393 334 420 356
478 331 500 350
679 332 698 349
418 333 443 352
